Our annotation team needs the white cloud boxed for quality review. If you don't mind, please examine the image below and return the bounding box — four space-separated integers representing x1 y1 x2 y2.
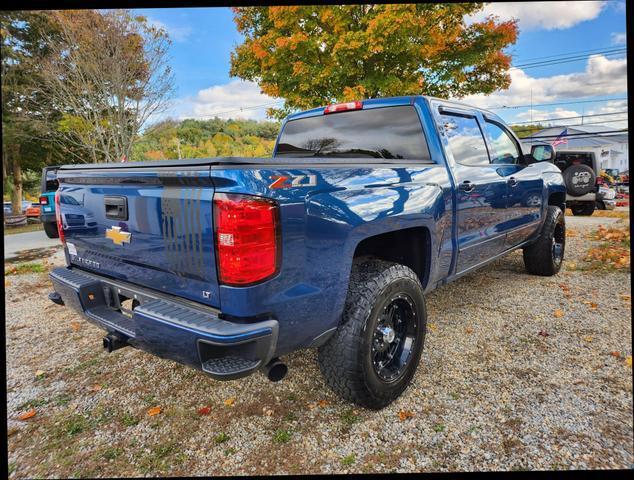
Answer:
611 32 626 45
147 17 192 42
459 54 627 109
467 1 606 31
179 80 280 121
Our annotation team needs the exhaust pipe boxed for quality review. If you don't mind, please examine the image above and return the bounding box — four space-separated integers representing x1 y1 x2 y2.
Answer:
263 357 287 382
103 333 128 353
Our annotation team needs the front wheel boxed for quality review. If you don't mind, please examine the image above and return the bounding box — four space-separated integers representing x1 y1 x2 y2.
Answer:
523 206 565 276
318 259 427 409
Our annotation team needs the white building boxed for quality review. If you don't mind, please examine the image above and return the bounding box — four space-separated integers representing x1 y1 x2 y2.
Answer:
523 125 629 174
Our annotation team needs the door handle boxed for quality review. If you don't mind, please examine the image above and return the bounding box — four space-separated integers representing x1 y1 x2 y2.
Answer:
458 180 475 192
508 177 518 187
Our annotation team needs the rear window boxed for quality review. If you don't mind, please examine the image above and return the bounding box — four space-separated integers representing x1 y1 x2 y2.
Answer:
275 106 430 160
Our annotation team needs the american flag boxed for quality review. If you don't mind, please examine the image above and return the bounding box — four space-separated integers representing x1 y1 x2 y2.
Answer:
551 128 568 147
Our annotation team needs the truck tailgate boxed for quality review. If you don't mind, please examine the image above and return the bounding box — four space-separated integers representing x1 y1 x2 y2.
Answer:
56 167 220 307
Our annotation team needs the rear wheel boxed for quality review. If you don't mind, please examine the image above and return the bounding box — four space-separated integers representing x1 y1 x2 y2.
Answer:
43 221 59 238
318 259 427 409
523 206 565 276
570 203 595 216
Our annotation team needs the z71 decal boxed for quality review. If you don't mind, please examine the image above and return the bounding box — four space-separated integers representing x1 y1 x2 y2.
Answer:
269 174 317 189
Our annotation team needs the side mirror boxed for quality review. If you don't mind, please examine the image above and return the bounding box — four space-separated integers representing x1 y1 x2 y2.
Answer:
531 144 554 163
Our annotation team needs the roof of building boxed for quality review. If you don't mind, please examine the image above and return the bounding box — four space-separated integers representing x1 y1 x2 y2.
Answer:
523 124 628 147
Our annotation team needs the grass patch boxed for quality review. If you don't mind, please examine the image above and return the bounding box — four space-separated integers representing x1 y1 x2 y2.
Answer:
121 412 139 427
433 423 446 433
53 393 72 407
4 222 43 235
272 429 291 443
340 408 360 427
224 447 237 456
58 414 89 436
341 453 356 466
5 262 46 275
102 446 123 461
214 432 230 444
139 442 176 474
17 397 49 411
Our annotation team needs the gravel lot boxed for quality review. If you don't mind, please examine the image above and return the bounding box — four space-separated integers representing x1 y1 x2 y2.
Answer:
5 213 632 476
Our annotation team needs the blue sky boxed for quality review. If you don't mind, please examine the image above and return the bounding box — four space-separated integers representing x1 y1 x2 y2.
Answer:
134 2 627 128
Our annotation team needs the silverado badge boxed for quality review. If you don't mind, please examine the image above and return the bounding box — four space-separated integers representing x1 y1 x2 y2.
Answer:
106 226 131 246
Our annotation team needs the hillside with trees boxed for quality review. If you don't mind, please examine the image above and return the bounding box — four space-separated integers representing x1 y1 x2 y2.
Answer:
130 117 280 161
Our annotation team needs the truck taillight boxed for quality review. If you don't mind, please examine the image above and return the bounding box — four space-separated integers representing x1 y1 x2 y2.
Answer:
213 193 280 286
40 196 48 205
324 101 362 114
55 190 65 245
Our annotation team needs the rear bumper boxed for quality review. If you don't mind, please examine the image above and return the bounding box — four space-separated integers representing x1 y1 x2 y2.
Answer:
49 267 278 380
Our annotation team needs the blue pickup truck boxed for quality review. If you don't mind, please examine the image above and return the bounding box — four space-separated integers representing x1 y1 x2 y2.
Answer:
48 96 566 409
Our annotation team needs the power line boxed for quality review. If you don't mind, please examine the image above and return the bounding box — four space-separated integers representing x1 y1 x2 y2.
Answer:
509 110 628 125
510 48 626 70
489 97 628 110
512 45 626 64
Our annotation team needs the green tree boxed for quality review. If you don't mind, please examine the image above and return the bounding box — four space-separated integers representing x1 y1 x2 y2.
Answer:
510 124 547 138
230 4 518 118
1 11 64 214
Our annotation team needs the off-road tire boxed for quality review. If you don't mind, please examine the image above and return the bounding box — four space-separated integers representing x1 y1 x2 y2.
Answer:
318 259 427 409
563 164 595 196
523 206 565 276
571 203 595 216
43 221 59 238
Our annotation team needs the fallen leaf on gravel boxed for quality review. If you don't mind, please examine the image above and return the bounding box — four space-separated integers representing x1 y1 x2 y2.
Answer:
626 356 632 368
18 409 36 420
7 426 19 437
262 407 274 416
621 294 631 302
70 322 81 332
318 400 329 408
398 410 415 421
610 351 621 358
566 262 577 270
89 383 102 392
553 309 564 318
35 370 45 377
147 406 161 416
307 402 317 410
4 279 9 287
224 397 236 407
583 336 593 343
428 323 437 332
465 327 473 334
198 406 211 415
538 330 549 337
558 283 570 292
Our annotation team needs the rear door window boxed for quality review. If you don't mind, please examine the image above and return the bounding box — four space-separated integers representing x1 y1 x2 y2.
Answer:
440 114 490 167
275 106 430 160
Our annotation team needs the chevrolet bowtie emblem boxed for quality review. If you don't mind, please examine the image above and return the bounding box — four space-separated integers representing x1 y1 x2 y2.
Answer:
106 226 131 246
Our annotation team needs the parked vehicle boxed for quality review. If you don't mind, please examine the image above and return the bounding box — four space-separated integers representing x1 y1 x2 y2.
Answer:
553 151 615 215
48 96 566 409
39 166 61 238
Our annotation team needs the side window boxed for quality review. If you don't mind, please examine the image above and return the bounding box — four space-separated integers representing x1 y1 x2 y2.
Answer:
484 121 521 165
440 114 490 167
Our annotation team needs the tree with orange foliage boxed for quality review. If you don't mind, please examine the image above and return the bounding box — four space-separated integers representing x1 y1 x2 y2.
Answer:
230 4 518 118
